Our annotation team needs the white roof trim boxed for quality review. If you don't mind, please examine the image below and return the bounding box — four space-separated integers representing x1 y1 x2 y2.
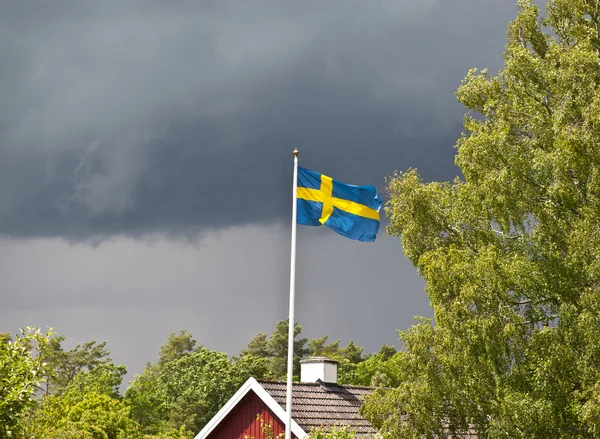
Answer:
194 377 307 439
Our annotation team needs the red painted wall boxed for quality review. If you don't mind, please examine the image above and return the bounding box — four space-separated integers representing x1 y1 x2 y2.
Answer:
206 391 296 439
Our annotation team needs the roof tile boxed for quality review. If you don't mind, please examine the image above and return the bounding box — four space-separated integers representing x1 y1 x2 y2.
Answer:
258 381 377 438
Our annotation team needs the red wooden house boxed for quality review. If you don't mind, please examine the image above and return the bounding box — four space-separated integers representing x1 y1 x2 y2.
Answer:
194 357 377 439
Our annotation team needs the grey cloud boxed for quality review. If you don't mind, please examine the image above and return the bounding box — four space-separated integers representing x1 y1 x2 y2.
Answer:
0 0 517 239
0 227 428 380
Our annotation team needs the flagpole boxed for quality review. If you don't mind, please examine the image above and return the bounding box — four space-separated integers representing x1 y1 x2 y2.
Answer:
285 148 299 439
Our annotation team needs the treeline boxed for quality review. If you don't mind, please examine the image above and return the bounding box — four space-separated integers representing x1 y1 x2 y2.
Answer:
1 319 398 439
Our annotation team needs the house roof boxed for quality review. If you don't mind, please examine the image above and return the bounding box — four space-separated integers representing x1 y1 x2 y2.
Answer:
258 380 377 438
194 377 378 439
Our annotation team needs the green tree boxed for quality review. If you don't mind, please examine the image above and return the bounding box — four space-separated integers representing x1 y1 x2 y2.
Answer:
126 330 267 435
241 319 309 380
355 345 401 388
142 428 193 439
306 426 357 439
28 392 143 439
157 330 197 369
0 327 54 439
65 362 127 400
231 354 269 383
336 341 367 385
24 360 143 438
158 348 265 432
308 335 341 357
363 1 600 437
341 341 364 364
374 345 396 362
305 338 368 386
240 321 369 384
240 333 270 358
266 319 309 380
40 336 111 395
124 330 196 434
125 366 166 433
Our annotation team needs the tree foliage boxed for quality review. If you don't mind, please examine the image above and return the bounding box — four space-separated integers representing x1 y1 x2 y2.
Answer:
363 1 600 437
157 348 263 432
354 345 400 388
125 331 268 435
0 327 54 439
28 392 142 439
5 321 373 437
306 426 357 439
157 331 197 369
239 319 370 384
25 361 142 438
39 335 111 396
240 332 270 358
125 366 166 433
264 318 309 380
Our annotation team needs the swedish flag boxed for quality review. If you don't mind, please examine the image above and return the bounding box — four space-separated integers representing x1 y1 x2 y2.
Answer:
296 167 383 242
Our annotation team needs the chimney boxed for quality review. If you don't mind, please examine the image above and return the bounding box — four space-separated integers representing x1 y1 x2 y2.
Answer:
300 357 338 384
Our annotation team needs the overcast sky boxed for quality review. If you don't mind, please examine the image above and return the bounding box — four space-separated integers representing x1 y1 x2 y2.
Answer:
1 0 518 382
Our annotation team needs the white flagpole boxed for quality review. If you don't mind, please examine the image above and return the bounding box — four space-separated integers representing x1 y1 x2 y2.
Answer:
285 148 299 439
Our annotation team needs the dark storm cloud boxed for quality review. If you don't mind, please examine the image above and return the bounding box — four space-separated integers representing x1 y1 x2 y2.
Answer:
0 228 430 379
0 0 517 239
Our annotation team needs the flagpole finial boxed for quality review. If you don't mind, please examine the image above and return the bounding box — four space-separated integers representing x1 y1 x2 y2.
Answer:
293 148 299 157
